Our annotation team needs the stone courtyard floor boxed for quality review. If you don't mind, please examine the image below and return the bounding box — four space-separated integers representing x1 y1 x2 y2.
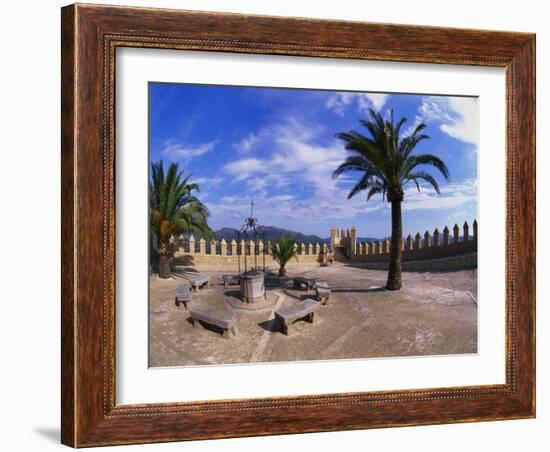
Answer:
148 263 477 367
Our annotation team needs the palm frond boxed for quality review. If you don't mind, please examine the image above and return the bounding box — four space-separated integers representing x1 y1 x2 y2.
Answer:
149 160 212 253
271 236 298 267
347 172 382 199
334 109 449 204
367 183 385 201
406 171 441 194
332 155 369 178
403 154 450 180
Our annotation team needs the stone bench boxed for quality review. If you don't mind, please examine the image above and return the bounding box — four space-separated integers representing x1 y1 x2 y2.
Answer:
188 304 237 338
184 273 211 291
172 268 211 291
174 283 192 309
274 299 321 335
293 276 315 290
314 281 331 305
223 274 240 289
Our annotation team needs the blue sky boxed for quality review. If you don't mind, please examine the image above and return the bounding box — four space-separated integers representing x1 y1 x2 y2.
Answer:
149 83 478 239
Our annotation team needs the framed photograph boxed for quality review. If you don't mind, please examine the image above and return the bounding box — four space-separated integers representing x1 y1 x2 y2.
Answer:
61 3 535 447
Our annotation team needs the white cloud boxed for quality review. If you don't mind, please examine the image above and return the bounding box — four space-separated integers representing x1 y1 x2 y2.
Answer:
207 182 386 230
272 194 294 202
220 195 240 204
209 178 476 232
325 92 389 116
403 179 477 211
216 118 387 226
223 158 265 181
418 96 478 144
325 93 355 116
246 178 267 192
161 139 218 160
357 93 389 111
192 176 223 186
213 118 475 232
234 132 262 153
224 119 334 184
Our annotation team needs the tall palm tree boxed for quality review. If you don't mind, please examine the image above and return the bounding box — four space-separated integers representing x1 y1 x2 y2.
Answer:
150 160 213 278
333 109 450 290
271 235 298 277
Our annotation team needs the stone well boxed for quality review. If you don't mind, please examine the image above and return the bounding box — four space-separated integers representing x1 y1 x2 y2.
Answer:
239 271 265 303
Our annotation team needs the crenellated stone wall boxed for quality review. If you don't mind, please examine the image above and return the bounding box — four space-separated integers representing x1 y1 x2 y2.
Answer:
168 235 328 270
338 220 477 267
161 220 477 271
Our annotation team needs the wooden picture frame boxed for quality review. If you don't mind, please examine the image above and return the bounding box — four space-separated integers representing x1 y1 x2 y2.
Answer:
61 3 535 447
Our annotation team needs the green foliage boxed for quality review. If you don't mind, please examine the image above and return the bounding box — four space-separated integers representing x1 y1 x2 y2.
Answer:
333 109 450 202
149 160 213 256
271 235 298 269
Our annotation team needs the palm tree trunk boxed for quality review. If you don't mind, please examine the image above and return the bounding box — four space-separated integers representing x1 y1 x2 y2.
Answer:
279 265 286 277
158 255 171 279
386 199 403 290
158 239 172 279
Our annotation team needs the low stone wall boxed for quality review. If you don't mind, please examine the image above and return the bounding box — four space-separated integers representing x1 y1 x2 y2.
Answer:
167 235 326 271
159 221 478 272
350 252 477 272
171 253 320 272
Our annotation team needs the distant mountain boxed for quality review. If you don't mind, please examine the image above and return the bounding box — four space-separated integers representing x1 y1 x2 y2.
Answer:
215 226 328 244
214 226 381 244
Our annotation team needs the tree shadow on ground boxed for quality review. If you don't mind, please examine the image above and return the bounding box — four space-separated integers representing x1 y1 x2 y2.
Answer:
331 287 387 293
342 261 477 274
283 286 386 301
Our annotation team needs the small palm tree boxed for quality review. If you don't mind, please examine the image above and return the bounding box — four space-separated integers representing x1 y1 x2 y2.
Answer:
150 160 213 278
333 109 450 290
271 236 298 277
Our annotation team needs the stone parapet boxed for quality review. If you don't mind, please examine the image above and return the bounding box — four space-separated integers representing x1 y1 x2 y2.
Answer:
351 252 477 272
336 220 478 265
168 234 324 271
